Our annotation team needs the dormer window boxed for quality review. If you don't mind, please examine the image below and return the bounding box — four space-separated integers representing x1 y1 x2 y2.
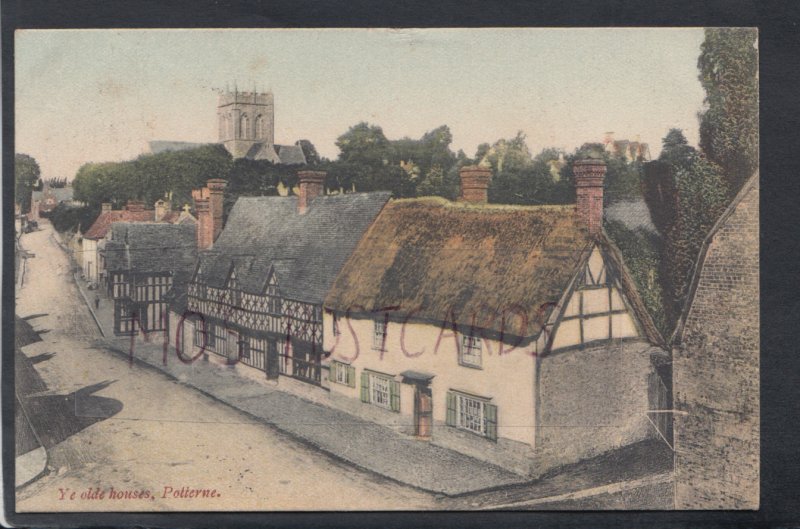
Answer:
373 318 387 351
459 332 482 368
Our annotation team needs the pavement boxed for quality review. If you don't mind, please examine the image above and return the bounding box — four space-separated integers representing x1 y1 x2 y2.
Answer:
35 222 675 506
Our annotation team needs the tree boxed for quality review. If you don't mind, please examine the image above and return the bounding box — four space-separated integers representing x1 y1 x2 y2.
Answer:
296 139 322 165
697 27 758 195
15 153 40 213
335 122 391 166
643 129 730 327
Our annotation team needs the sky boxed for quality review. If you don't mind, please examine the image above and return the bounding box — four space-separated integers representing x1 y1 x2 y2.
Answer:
15 28 707 180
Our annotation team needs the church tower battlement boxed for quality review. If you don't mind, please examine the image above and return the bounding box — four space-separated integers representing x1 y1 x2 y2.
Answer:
218 88 275 159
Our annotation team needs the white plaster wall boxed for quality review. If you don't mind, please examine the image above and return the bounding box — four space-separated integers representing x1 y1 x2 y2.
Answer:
323 313 538 447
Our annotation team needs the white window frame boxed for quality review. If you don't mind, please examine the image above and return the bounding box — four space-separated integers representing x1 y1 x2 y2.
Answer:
373 318 387 351
369 372 392 409
456 392 488 436
459 332 482 368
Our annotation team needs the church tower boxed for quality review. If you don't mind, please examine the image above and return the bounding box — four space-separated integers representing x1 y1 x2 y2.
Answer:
218 87 275 159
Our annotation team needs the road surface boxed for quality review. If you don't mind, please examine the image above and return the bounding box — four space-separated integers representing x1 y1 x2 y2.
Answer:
15 222 437 511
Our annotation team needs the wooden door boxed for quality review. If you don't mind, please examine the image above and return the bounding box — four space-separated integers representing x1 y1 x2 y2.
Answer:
414 385 433 439
266 339 279 380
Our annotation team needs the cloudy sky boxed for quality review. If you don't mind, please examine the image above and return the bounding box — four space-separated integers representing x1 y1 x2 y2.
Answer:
16 28 706 179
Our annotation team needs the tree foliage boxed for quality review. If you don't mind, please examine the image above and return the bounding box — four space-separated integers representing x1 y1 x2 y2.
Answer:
698 27 758 195
43 203 100 234
15 153 41 213
605 220 667 337
643 129 729 328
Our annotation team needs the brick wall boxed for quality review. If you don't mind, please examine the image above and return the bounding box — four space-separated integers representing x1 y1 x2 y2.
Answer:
673 178 759 509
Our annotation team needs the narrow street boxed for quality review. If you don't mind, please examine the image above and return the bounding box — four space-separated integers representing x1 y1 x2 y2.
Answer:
15 222 438 511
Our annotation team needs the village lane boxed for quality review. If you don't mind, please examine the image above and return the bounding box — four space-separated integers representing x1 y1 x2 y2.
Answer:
15 221 438 512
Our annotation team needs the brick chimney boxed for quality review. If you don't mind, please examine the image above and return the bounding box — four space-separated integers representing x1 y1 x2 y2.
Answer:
192 179 227 250
296 171 326 214
126 200 145 212
458 165 492 204
101 202 112 213
154 198 171 222
573 159 607 236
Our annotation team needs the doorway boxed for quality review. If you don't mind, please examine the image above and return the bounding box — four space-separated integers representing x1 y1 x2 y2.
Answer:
414 384 433 439
266 338 279 380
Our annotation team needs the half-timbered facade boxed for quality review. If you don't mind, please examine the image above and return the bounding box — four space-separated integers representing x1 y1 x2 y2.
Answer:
104 222 197 336
181 173 390 386
322 163 666 476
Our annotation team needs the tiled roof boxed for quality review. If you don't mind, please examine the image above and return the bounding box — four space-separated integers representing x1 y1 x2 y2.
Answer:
194 192 391 304
83 209 155 239
104 222 197 275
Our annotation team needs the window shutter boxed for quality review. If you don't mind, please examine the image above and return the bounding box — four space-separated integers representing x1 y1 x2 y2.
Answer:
360 371 370 403
347 365 356 388
390 380 400 412
330 361 338 383
446 391 456 427
485 403 498 441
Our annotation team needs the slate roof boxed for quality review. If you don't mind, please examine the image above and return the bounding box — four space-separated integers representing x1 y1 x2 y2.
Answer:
104 222 197 275
276 144 307 165
604 198 659 235
194 192 391 304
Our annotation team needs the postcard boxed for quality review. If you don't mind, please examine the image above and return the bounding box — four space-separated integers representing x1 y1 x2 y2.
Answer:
12 27 758 512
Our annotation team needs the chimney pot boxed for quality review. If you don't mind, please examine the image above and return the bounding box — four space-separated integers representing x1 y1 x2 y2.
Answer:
573 158 607 236
297 170 326 214
458 165 492 204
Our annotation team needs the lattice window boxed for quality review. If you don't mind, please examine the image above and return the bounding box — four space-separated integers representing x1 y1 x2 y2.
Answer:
459 333 482 368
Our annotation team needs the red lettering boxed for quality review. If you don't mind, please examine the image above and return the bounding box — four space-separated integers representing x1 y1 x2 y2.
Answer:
433 306 460 356
400 306 425 357
175 311 207 364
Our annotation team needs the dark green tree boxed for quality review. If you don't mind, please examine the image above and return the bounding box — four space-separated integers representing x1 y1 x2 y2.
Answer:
697 27 758 195
296 139 322 165
15 153 41 213
643 129 730 328
335 122 392 166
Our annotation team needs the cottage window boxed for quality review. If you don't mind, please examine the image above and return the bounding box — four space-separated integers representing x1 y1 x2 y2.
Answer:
373 319 387 351
193 320 211 349
459 333 482 368
446 390 497 440
330 360 355 387
360 371 400 412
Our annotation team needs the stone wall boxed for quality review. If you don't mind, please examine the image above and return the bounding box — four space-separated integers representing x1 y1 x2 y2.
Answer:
536 339 658 472
673 177 759 509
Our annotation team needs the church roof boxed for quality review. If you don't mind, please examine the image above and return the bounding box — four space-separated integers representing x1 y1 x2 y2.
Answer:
276 144 307 165
193 191 391 304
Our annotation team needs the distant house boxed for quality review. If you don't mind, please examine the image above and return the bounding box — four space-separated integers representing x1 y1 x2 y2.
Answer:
30 183 77 220
177 174 390 387
672 174 759 509
80 199 195 285
323 163 666 476
103 222 197 336
603 132 651 162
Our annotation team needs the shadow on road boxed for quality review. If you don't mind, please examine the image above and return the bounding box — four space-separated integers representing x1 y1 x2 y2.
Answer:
22 380 123 449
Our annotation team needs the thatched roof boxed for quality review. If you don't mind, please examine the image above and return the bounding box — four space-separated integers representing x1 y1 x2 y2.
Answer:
325 198 594 340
